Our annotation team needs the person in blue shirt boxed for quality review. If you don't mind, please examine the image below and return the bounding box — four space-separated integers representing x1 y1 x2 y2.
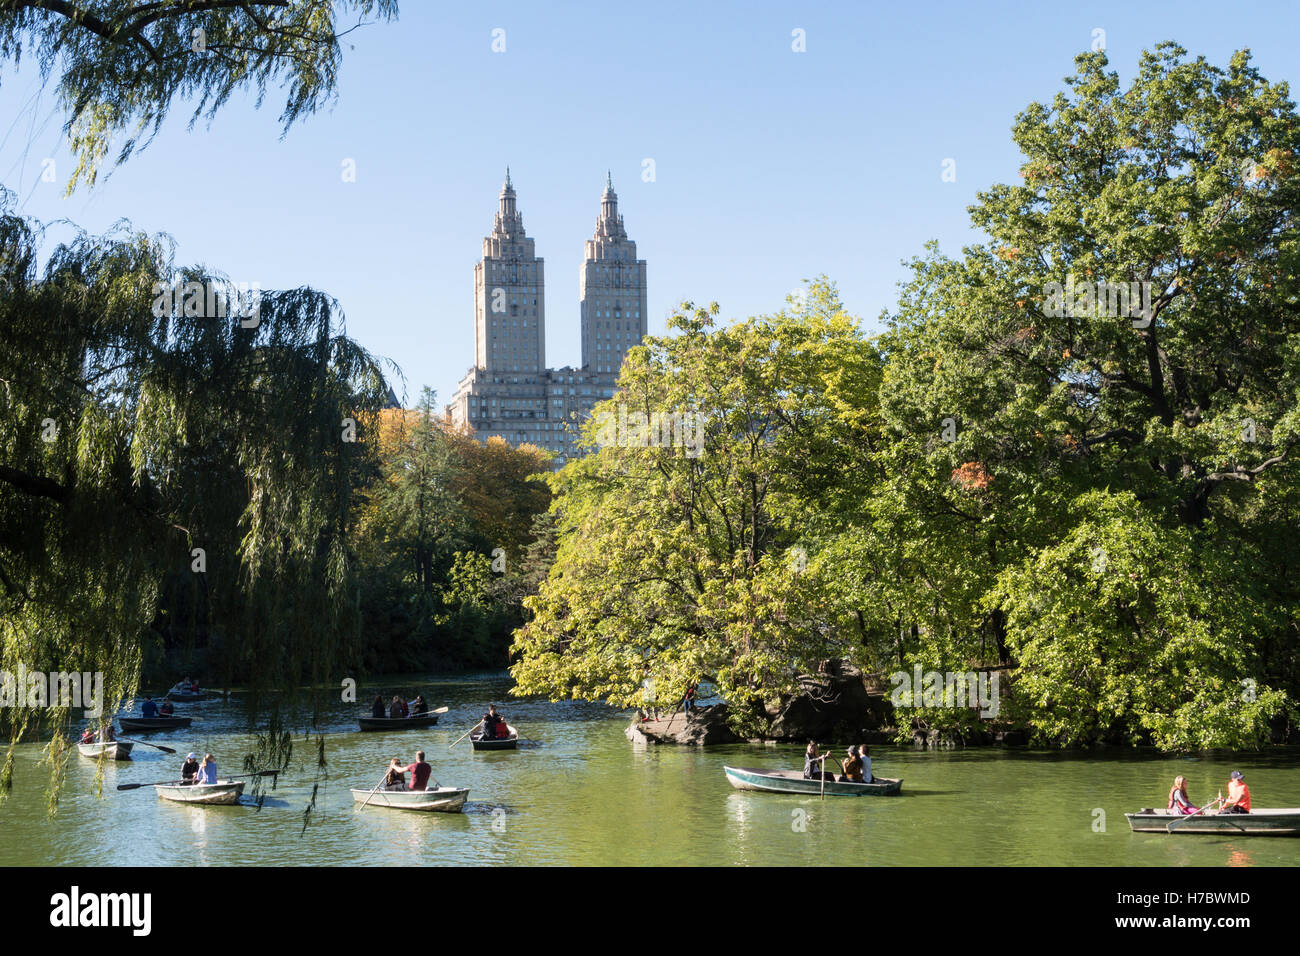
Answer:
141 697 158 718
198 753 218 784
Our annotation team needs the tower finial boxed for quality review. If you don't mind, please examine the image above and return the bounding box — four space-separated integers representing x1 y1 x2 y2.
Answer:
606 169 612 189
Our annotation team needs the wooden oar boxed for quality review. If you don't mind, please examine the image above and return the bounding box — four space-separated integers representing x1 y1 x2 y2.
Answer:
115 737 175 754
115 770 277 791
449 720 483 749
1167 795 1224 831
354 771 389 812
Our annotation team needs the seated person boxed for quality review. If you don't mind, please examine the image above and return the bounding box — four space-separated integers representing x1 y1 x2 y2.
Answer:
159 700 175 716
181 753 200 784
481 705 503 739
858 745 874 784
410 695 428 715
840 745 864 783
803 741 831 780
392 752 433 791
388 696 404 719
141 697 158 718
1167 775 1196 814
371 695 386 719
1221 771 1251 814
384 758 406 791
80 726 96 744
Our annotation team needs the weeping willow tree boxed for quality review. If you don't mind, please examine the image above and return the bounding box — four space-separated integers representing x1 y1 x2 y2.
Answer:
0 188 392 801
0 0 399 191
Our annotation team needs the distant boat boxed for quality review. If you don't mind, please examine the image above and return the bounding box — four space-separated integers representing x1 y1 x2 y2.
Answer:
165 682 210 702
358 712 442 732
723 765 903 796
1126 808 1300 836
155 779 244 806
77 740 133 760
471 723 518 751
119 716 192 733
350 786 469 812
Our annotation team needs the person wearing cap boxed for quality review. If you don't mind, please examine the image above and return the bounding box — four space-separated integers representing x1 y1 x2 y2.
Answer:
840 745 864 783
181 753 200 784
1221 771 1251 814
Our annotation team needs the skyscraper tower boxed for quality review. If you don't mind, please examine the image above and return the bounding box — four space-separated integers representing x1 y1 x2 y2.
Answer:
579 172 648 374
474 169 546 373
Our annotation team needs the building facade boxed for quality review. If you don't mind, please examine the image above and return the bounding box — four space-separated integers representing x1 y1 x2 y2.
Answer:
447 172 647 462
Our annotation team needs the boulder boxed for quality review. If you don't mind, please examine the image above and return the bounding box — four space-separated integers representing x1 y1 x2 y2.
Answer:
625 704 739 746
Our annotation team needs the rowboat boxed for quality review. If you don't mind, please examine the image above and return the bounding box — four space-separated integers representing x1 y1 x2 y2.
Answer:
358 712 441 732
1125 808 1300 836
350 786 470 812
165 690 208 702
119 716 192 733
77 740 133 760
723 765 903 796
470 723 518 750
155 779 245 806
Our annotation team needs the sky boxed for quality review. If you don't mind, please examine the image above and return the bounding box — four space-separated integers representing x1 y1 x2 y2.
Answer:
3 1 1300 406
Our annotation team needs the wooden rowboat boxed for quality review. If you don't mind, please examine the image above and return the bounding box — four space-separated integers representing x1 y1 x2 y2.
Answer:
470 723 518 751
723 765 903 796
165 690 208 702
349 786 469 812
119 716 192 733
358 712 441 732
77 740 133 760
155 779 245 806
1125 808 1300 836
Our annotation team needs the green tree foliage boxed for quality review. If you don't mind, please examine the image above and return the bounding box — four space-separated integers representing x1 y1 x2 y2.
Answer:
353 393 550 671
511 282 881 733
0 190 391 795
0 0 397 190
513 45 1299 751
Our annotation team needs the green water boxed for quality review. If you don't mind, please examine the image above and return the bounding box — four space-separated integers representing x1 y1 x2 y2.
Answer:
2 673 1298 866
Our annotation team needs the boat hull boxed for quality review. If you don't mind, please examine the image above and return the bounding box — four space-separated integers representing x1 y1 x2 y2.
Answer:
350 786 469 812
1126 809 1300 836
119 717 192 733
77 741 133 760
358 713 441 732
471 723 518 750
155 780 245 806
166 692 208 702
724 766 903 796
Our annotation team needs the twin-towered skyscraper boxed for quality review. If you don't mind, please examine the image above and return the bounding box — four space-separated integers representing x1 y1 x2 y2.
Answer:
447 171 648 461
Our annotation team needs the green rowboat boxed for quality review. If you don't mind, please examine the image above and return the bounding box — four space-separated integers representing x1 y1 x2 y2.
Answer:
723 765 902 796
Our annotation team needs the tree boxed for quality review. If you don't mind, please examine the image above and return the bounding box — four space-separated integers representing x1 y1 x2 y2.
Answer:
0 0 397 190
0 189 391 795
510 280 881 734
868 44 1299 747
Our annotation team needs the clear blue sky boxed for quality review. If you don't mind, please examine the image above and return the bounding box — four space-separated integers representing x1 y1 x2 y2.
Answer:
3 1 1299 405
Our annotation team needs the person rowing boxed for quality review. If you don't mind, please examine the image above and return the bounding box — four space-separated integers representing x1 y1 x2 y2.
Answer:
1220 770 1251 814
803 741 833 781
181 752 200 785
410 695 429 716
141 697 158 718
481 704 504 740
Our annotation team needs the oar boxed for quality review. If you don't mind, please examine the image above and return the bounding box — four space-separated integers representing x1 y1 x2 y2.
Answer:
115 737 176 754
354 771 389 812
449 720 483 749
1167 795 1223 831
820 752 827 801
115 770 278 791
